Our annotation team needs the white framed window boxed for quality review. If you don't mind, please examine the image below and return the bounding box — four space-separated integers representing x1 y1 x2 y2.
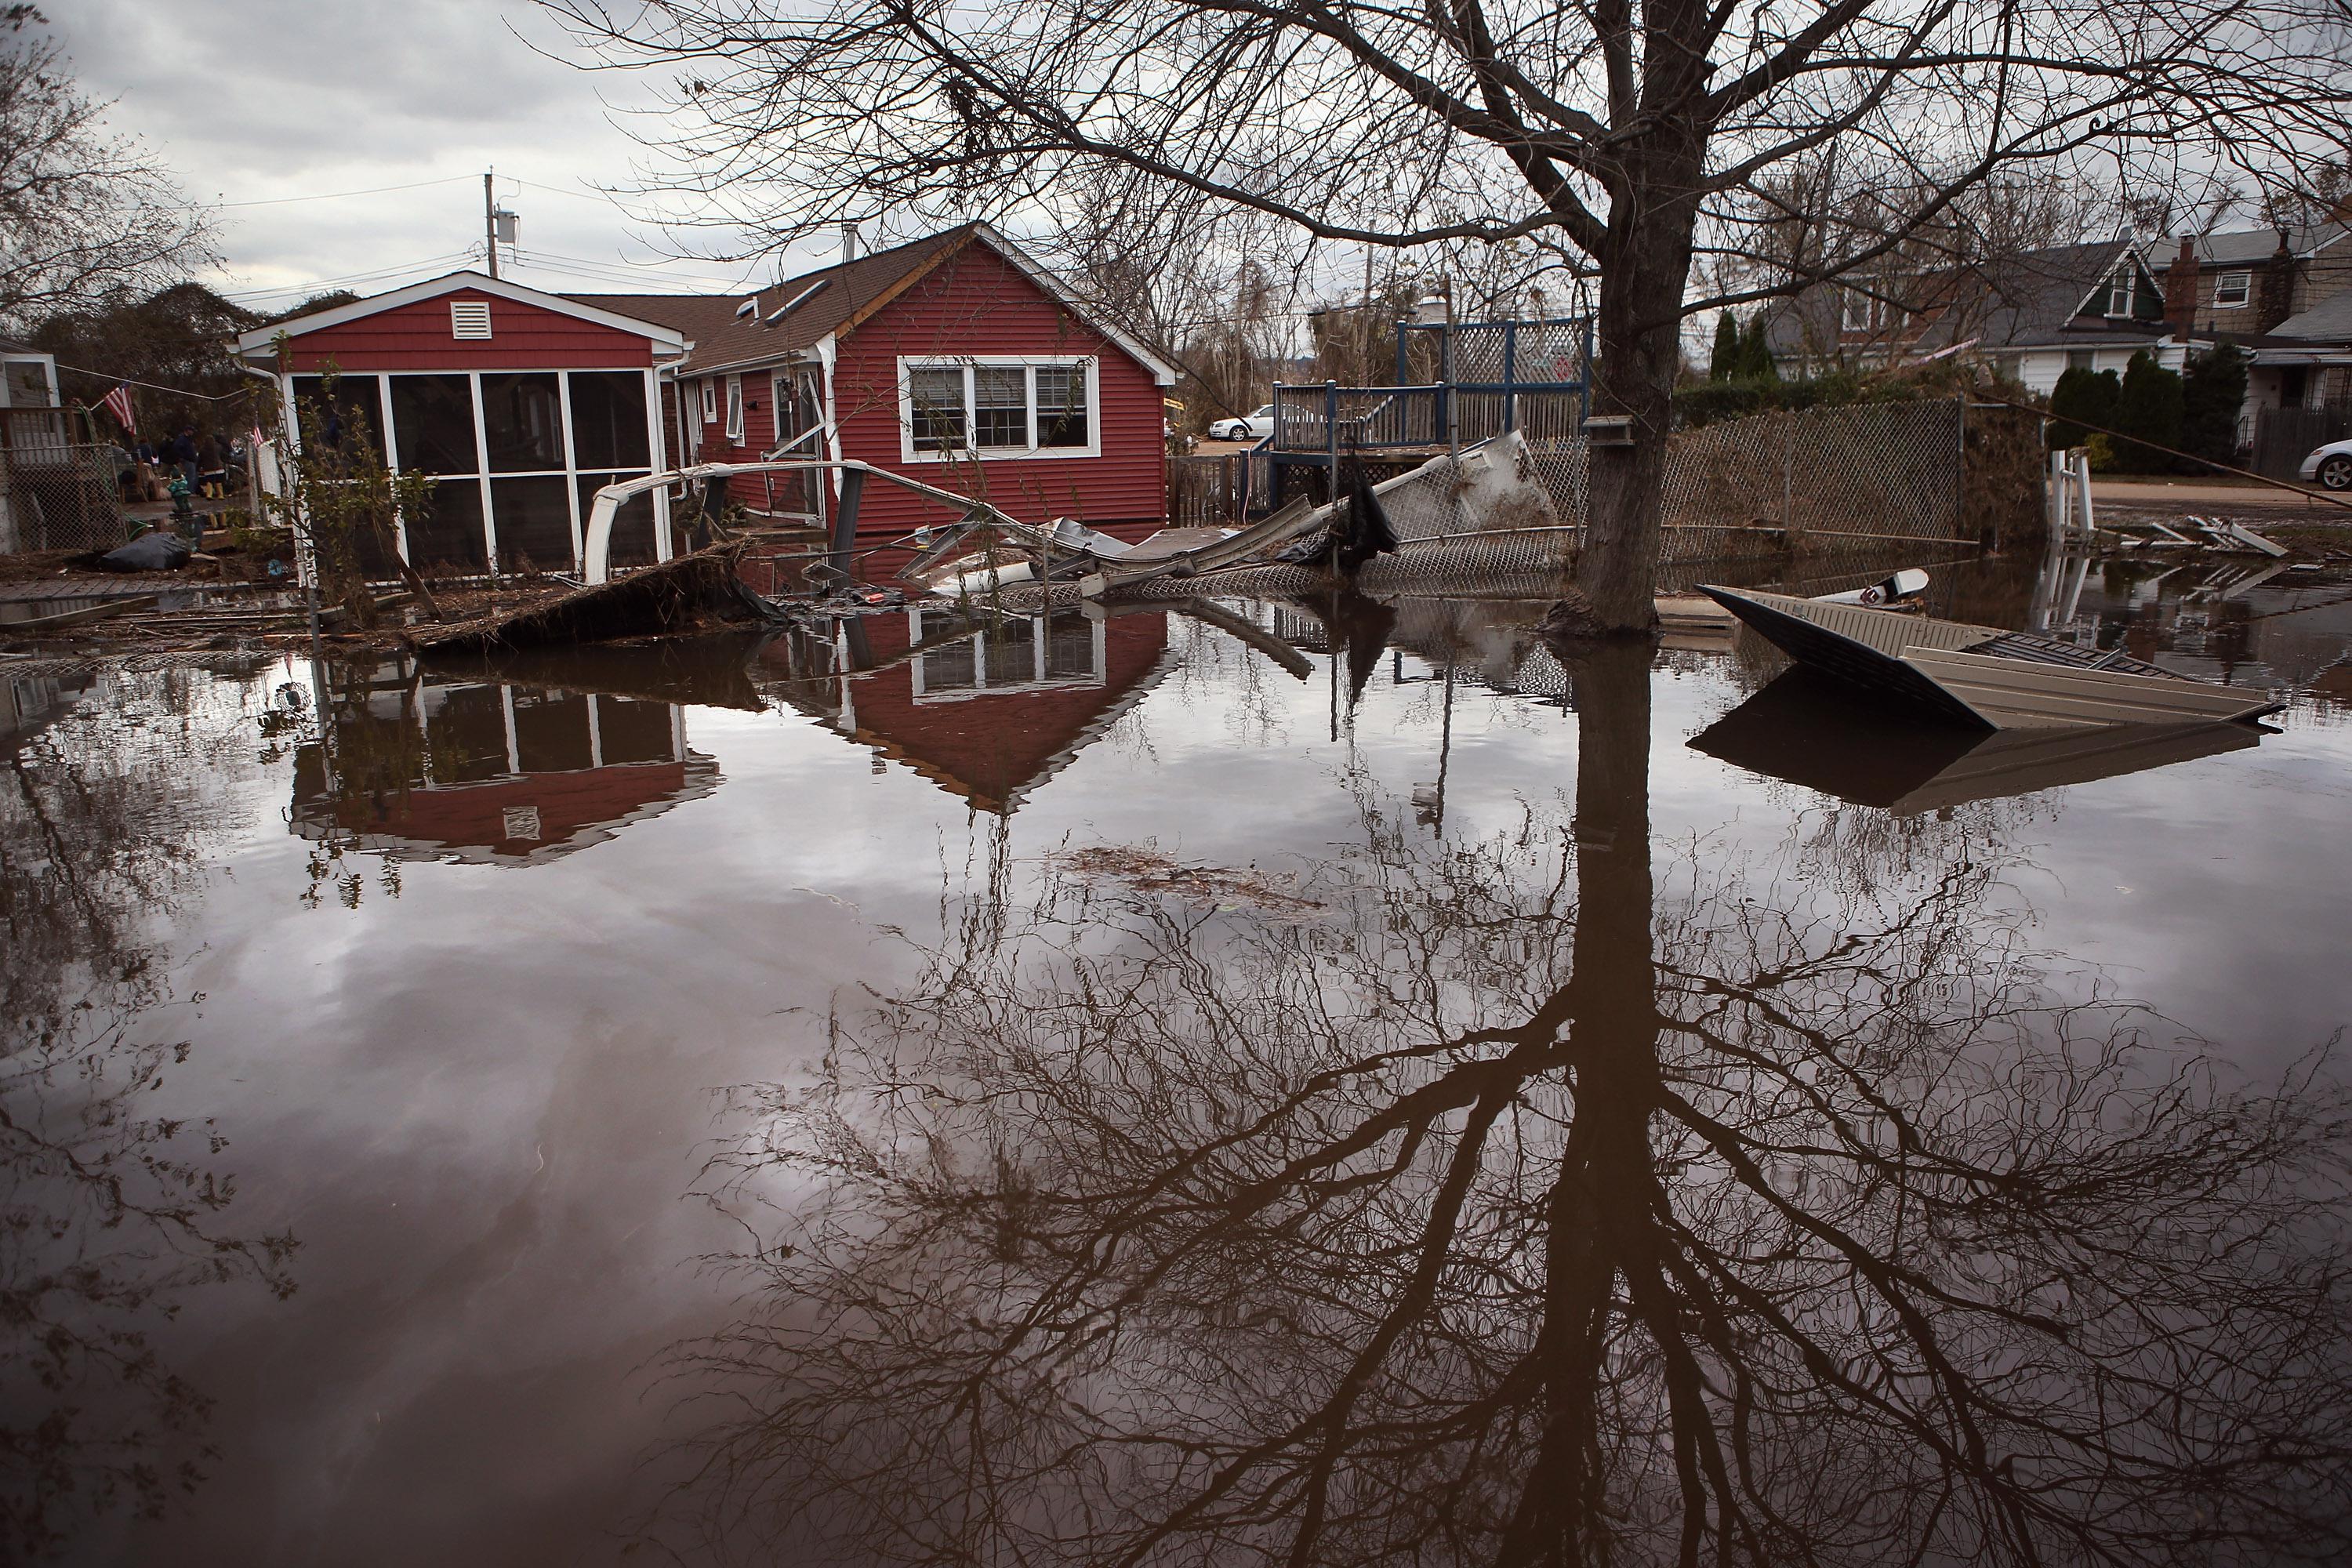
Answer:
1841 287 1896 334
898 356 1098 462
700 379 717 422
724 375 744 443
2215 270 2252 308
2105 268 2136 318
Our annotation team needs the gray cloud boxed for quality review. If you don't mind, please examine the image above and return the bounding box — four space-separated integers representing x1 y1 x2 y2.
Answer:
53 2 840 308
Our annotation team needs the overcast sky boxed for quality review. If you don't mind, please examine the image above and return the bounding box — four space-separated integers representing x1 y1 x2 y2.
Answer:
59 0 846 310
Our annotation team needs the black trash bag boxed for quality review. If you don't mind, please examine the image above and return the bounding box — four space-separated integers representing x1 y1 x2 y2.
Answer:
1334 455 1399 572
98 531 192 572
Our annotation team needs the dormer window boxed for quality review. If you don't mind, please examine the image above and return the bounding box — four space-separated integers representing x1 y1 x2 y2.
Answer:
2105 270 2133 318
1841 286 1896 333
2215 270 2252 308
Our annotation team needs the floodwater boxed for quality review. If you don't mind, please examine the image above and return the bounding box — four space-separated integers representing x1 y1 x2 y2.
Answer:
5 554 2352 1565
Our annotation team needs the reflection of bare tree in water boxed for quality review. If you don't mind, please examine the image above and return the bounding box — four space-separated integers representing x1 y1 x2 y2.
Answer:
666 642 2352 1568
1 666 299 1559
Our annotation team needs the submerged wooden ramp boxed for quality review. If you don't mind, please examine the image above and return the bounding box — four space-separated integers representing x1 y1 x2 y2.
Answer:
410 543 753 656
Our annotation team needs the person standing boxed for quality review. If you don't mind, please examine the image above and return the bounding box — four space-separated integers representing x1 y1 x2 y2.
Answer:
198 432 229 498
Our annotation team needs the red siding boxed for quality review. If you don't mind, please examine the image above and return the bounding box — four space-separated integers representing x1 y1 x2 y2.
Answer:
281 289 659 372
710 247 1166 543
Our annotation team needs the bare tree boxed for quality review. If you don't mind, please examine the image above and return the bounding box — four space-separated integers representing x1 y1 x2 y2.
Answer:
0 7 217 332
547 0 2351 627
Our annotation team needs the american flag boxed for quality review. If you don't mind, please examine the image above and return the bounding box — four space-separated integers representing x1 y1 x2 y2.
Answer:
100 383 136 435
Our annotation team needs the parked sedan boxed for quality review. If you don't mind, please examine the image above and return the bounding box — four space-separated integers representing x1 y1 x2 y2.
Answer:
2301 437 2352 491
1209 405 1276 441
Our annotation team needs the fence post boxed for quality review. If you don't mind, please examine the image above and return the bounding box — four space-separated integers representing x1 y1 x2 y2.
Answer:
1502 320 1518 432
1325 381 1339 479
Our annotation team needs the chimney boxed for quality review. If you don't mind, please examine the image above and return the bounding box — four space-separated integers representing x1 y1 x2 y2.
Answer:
2256 228 2299 333
2162 236 2198 331
840 223 860 267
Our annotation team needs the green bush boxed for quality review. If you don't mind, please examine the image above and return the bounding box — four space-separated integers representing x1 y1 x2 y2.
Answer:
2047 365 2121 450
2111 350 2184 471
2180 345 2249 468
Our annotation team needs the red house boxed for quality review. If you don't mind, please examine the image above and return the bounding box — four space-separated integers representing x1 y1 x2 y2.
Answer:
238 224 1176 575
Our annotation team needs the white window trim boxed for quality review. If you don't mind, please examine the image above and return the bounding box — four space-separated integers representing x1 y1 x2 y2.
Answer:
898 354 1102 464
724 374 745 443
905 607 1107 702
2105 270 2136 318
700 379 717 422
2215 270 2252 308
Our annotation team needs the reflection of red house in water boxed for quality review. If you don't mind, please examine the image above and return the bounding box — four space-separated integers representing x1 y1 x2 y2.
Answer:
760 607 1173 813
292 659 717 864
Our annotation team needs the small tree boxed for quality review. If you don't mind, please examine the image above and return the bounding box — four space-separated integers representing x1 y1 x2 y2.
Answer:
2181 345 2250 467
1737 315 1780 382
272 353 434 630
1708 312 1740 382
2048 366 2122 450
2113 350 2186 471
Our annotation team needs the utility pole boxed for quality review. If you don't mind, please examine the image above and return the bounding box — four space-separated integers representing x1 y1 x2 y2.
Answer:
484 171 499 278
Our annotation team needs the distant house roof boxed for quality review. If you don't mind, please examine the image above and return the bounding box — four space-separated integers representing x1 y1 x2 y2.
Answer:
0 336 45 357
1764 238 2166 361
2268 288 2352 343
569 223 1178 385
2170 220 2351 267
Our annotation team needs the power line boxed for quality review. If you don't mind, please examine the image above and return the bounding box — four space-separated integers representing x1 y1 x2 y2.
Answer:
216 174 477 209
217 249 481 303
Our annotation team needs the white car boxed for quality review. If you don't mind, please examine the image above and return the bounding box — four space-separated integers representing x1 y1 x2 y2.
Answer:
2302 437 2352 491
1210 405 1276 441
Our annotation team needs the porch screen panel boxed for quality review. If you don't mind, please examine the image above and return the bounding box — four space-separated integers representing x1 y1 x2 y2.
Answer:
424 684 510 782
290 375 386 454
568 372 651 470
481 373 564 472
974 367 1027 448
511 691 593 772
1036 366 1089 448
489 475 575 572
579 474 656 568
390 376 478 474
406 478 489 572
595 696 676 764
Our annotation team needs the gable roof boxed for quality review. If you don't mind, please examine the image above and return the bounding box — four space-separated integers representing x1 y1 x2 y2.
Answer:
2172 220 2352 267
232 271 691 358
572 224 1178 385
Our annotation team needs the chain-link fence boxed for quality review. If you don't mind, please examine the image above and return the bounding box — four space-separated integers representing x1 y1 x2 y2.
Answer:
1 410 127 554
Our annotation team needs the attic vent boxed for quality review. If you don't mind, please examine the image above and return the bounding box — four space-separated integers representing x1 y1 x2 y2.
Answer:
450 299 493 339
766 278 830 324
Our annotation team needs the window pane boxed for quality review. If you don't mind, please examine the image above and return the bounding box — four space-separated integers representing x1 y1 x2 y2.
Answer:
490 475 575 573
390 375 477 474
1045 610 1096 676
596 695 675 764
1037 365 1089 448
982 613 1036 683
909 366 964 451
578 472 656 568
480 373 564 472
291 375 384 457
406 478 488 573
973 366 1027 448
569 372 651 470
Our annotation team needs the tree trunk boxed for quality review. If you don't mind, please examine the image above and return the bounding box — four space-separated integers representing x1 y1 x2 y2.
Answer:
1577 160 1704 633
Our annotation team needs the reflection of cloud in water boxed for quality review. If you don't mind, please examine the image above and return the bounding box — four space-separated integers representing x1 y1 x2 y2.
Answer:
658 643 2352 1568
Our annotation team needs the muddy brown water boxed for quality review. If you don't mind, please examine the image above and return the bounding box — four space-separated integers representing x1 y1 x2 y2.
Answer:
6 554 2352 1565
